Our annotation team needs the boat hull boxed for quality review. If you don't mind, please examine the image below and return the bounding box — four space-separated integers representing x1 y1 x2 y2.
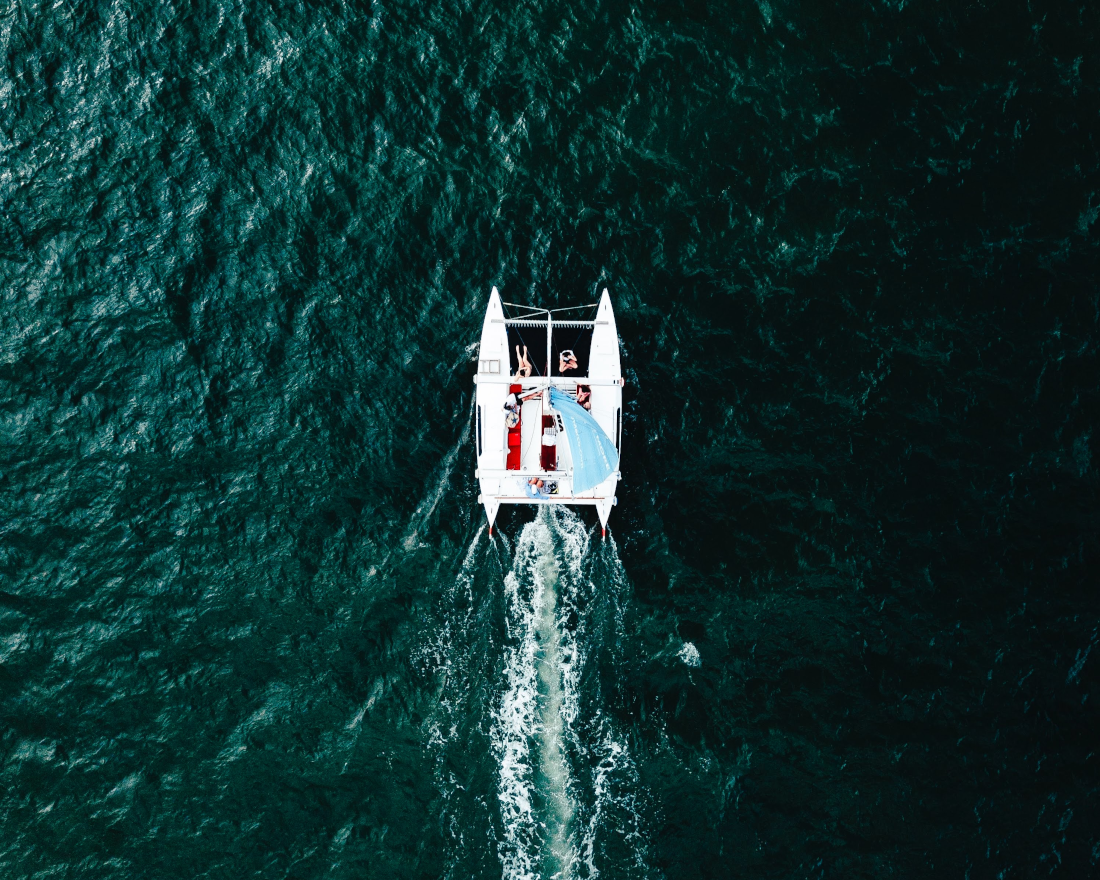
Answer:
474 287 622 533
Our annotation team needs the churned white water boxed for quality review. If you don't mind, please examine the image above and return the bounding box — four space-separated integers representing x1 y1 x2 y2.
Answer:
493 511 578 879
422 508 656 879
678 641 701 668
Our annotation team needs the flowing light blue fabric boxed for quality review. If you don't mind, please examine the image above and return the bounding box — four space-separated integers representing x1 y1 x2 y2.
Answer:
549 387 619 494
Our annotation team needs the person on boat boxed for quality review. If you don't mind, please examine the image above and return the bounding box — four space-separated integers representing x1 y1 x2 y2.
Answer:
525 476 545 498
515 345 533 378
504 388 539 426
576 384 592 411
558 349 578 372
525 477 557 498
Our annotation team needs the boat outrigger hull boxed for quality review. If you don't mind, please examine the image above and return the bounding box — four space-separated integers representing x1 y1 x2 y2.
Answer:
474 287 623 535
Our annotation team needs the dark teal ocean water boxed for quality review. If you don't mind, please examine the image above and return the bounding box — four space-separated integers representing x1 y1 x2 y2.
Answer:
2 0 1099 877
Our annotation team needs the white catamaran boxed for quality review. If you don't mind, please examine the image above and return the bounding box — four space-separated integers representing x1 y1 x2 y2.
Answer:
474 287 623 536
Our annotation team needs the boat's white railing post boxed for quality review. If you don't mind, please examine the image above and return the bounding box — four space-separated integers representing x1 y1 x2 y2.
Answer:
545 310 552 382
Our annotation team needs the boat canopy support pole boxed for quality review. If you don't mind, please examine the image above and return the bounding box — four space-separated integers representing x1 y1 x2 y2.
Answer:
546 311 552 380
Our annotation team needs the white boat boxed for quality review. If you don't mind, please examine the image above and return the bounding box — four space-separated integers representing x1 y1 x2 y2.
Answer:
474 287 623 536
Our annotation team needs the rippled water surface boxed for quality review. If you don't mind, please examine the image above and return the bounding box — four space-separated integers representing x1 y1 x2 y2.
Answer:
2 0 1099 877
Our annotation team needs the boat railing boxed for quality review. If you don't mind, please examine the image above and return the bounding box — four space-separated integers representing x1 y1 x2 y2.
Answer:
500 302 598 313
473 376 623 386
494 319 607 326
499 319 604 328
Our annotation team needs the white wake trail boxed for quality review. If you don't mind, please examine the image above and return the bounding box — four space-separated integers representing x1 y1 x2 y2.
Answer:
423 508 658 879
401 396 474 551
493 511 578 880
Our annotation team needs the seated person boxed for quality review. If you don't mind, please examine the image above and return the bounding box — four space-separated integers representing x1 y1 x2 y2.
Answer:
515 345 533 378
558 349 578 372
575 384 592 411
504 388 538 427
525 477 557 498
525 477 547 498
